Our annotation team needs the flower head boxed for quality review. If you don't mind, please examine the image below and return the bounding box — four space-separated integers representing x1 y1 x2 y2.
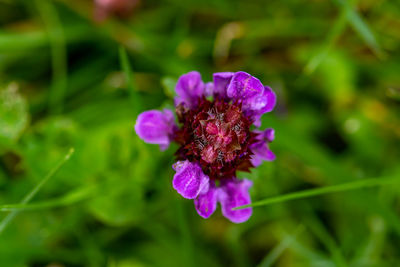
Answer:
94 0 139 21
135 71 276 223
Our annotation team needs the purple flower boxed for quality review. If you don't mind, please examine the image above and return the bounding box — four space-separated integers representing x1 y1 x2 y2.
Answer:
250 128 276 167
94 0 139 21
135 71 277 223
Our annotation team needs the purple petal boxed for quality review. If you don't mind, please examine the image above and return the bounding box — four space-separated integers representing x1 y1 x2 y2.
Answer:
213 72 234 98
175 71 205 108
250 143 276 166
250 128 276 166
226 72 276 123
134 109 177 150
263 128 275 142
194 182 218 218
219 178 253 223
204 82 214 97
226 71 264 100
242 86 276 116
259 86 276 114
172 160 209 199
159 143 169 151
253 117 262 128
254 128 275 143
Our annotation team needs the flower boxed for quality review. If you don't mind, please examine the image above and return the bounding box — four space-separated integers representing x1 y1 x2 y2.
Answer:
94 0 139 21
135 71 276 223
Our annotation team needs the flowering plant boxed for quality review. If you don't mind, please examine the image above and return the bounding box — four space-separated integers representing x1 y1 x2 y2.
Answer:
135 71 276 223
94 0 138 20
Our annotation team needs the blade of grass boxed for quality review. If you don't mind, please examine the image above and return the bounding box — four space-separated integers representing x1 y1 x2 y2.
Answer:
0 31 47 51
118 46 141 115
176 198 195 267
226 226 250 267
302 204 348 267
286 236 333 265
35 0 68 114
333 0 383 57
258 225 305 267
266 118 400 237
307 0 383 74
0 184 94 211
351 216 386 265
305 9 347 74
0 148 74 234
235 175 399 210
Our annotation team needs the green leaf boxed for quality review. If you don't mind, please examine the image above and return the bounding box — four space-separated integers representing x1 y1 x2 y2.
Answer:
35 0 68 114
83 122 147 226
0 83 29 145
87 173 144 226
161 76 178 98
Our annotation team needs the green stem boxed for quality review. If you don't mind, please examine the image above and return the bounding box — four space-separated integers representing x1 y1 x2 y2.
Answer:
235 176 399 210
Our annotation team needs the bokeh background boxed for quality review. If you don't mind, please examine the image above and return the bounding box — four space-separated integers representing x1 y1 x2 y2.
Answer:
1 0 400 266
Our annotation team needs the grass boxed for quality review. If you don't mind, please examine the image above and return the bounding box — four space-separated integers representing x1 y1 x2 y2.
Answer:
0 148 74 234
236 175 400 209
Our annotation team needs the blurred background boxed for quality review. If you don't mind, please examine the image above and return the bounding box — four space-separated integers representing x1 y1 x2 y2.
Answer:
1 0 400 266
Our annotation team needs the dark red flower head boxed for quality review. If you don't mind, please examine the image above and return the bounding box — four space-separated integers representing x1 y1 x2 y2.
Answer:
175 97 255 180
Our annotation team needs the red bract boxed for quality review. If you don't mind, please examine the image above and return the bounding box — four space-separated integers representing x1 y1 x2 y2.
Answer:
174 97 256 180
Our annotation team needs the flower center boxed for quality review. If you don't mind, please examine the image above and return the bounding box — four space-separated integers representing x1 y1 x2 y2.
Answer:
175 98 254 179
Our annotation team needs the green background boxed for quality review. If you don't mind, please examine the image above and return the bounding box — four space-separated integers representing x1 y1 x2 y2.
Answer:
0 0 400 266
